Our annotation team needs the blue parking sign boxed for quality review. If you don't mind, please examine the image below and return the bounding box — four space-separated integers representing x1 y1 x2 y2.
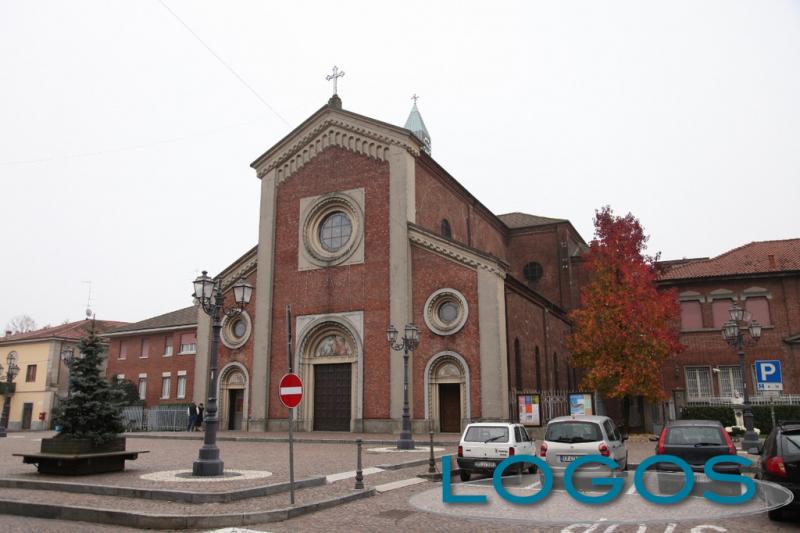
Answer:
755 360 783 391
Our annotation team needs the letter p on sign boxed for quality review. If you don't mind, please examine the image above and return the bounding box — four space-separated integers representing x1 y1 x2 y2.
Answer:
760 363 777 381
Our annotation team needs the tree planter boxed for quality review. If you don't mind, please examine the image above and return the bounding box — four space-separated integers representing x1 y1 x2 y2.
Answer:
15 437 146 475
41 437 126 455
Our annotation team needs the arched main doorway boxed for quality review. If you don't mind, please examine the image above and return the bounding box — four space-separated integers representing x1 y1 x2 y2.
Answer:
218 363 249 431
296 319 361 432
425 352 471 433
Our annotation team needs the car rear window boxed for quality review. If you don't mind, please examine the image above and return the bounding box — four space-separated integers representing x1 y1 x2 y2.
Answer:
665 426 724 445
781 431 800 453
545 421 603 443
464 426 509 443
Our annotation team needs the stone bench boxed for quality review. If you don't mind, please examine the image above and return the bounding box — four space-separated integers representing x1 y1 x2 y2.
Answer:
14 450 149 475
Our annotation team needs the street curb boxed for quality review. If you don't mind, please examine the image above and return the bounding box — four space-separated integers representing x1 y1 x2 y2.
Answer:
0 475 326 503
0 487 376 529
376 454 452 471
123 433 458 447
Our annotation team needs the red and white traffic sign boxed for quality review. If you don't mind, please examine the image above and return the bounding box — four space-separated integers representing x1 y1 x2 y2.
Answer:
279 373 304 408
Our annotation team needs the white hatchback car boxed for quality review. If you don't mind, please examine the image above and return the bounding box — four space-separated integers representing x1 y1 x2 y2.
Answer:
540 415 628 475
456 422 536 481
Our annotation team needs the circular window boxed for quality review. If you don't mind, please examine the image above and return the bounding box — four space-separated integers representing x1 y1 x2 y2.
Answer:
302 193 363 266
424 289 469 336
523 262 543 282
319 212 353 252
221 311 252 349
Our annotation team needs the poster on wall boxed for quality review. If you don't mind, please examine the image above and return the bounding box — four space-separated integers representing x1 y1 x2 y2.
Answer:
569 393 594 416
517 394 541 427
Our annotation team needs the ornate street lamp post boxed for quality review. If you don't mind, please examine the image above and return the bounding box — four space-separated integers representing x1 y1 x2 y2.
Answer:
721 303 762 453
386 323 420 450
0 351 21 438
192 270 253 476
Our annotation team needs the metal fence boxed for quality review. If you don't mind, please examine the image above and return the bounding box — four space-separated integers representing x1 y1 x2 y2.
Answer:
122 406 190 432
686 394 800 407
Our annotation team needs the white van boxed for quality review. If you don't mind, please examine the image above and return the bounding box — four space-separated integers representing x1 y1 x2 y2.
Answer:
456 422 536 481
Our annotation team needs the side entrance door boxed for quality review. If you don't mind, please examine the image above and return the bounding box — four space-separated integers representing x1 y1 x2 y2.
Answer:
21 403 33 430
438 383 461 433
314 363 351 431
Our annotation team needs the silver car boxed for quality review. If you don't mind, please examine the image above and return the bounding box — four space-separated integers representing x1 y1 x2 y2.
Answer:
541 415 628 475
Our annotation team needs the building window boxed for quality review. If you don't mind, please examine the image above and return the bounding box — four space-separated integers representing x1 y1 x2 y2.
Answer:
163 335 173 357
685 367 712 399
745 297 771 326
300 190 365 269
179 333 197 354
717 365 743 398
140 338 149 358
120 341 128 360
161 375 171 399
177 374 187 399
534 347 541 391
25 364 37 382
523 262 544 283
680 301 703 330
441 219 452 239
514 338 522 389
424 288 469 336
712 299 734 328
221 311 252 349
319 211 352 252
138 377 147 400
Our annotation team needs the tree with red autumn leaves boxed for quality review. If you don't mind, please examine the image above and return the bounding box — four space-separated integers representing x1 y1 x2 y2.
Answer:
569 206 682 408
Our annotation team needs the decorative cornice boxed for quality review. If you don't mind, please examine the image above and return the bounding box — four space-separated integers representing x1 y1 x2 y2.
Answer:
255 114 420 182
220 255 258 290
408 225 507 278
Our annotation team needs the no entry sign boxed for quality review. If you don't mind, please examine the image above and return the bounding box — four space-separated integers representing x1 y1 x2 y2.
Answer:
279 373 304 408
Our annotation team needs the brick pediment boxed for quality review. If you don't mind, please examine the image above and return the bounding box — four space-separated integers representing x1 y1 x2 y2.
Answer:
251 105 422 182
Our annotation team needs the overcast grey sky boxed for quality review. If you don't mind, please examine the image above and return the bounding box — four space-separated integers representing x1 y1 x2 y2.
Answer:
1 0 798 328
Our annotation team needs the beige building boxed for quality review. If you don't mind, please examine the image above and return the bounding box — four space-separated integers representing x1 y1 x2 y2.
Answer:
0 319 125 431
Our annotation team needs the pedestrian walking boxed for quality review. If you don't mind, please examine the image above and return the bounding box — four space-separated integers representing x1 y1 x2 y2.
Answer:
187 401 197 431
195 403 204 431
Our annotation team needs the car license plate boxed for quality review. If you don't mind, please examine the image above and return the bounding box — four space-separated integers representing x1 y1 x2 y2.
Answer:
560 455 578 463
475 461 494 468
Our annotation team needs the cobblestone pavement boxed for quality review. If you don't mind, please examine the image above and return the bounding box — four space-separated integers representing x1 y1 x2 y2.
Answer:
0 432 791 532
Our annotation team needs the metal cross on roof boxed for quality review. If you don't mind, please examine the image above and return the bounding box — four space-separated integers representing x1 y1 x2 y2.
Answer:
411 93 419 105
326 66 345 95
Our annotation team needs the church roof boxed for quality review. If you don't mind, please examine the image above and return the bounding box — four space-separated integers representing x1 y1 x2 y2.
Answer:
497 212 568 229
404 103 431 154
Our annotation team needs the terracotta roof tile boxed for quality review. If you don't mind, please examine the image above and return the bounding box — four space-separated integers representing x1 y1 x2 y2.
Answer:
659 239 800 281
497 212 567 229
104 306 197 335
0 319 127 344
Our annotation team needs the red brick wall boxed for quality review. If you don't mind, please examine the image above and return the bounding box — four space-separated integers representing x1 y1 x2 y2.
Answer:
508 227 562 306
505 287 574 393
216 269 257 397
268 146 391 420
410 246 481 419
106 326 197 406
414 160 508 261
659 275 800 396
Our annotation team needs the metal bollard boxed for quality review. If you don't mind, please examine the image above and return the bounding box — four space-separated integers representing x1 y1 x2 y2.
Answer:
355 438 364 490
428 431 436 473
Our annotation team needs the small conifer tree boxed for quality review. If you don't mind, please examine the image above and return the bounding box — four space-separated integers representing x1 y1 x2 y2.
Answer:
52 330 126 444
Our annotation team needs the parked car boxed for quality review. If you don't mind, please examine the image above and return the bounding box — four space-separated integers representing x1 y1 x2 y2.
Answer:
540 415 628 475
755 420 800 521
456 422 536 481
649 419 740 496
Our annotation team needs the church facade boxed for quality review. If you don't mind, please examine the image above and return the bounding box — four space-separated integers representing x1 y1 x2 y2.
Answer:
192 96 587 433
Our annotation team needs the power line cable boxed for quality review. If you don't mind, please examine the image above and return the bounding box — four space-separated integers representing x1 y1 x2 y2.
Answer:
156 0 289 126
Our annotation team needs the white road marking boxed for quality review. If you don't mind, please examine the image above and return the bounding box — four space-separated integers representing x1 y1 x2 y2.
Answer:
374 477 426 493
325 467 383 483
